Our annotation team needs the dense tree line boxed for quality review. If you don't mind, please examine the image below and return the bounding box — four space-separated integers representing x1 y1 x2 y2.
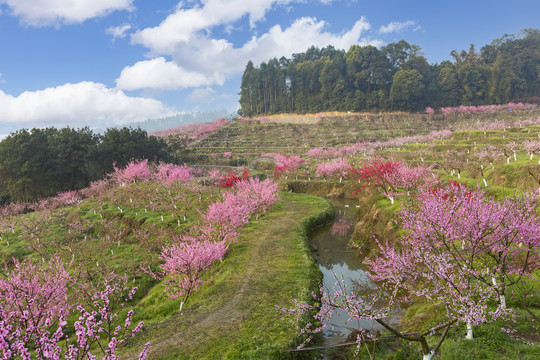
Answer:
0 127 169 203
239 29 540 115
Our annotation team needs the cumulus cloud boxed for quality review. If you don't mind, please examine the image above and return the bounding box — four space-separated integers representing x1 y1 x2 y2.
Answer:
0 0 134 26
116 57 225 91
106 24 132 41
131 0 294 54
121 16 377 91
379 20 418 34
0 82 172 129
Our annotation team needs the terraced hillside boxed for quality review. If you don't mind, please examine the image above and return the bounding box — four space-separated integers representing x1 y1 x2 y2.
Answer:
172 110 540 165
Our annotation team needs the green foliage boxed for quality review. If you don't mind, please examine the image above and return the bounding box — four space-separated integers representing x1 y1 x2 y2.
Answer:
0 126 170 202
390 69 425 110
240 29 540 116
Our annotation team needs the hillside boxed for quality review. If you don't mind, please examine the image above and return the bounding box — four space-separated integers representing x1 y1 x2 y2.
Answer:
1 105 540 360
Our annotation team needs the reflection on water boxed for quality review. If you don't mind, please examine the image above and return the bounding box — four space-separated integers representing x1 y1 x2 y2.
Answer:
310 199 379 345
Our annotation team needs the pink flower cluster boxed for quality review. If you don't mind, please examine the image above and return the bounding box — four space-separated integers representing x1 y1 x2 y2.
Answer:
352 159 437 202
149 117 231 141
307 130 453 159
112 159 195 185
201 178 280 242
112 159 153 184
370 183 540 323
158 239 228 304
315 158 351 178
306 147 339 159
151 177 280 309
36 190 82 211
262 153 305 171
191 118 230 140
440 102 537 115
154 163 194 183
523 139 540 154
0 260 149 359
280 183 540 357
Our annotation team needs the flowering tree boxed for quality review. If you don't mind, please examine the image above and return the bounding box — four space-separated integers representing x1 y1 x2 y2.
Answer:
472 146 501 186
261 153 305 178
112 159 152 185
51 190 82 207
281 183 540 359
371 183 540 334
217 169 249 188
306 147 338 159
315 158 351 179
235 178 280 214
0 257 73 335
440 102 537 115
152 239 228 311
351 159 436 204
155 163 194 183
0 259 149 359
200 191 254 242
524 139 540 161
499 142 519 163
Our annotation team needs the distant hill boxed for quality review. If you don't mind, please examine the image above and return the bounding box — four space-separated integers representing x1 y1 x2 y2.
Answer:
95 110 235 133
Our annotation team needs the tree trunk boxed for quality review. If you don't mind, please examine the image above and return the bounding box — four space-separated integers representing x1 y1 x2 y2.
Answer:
465 322 474 339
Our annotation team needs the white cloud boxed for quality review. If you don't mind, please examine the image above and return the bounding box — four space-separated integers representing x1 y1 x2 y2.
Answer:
116 57 224 91
379 20 417 34
131 0 294 54
106 24 132 41
0 73 5 84
0 0 134 27
187 87 216 103
122 16 377 91
0 82 172 129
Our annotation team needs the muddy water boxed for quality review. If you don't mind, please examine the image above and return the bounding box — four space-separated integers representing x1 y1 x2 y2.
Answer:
309 199 380 346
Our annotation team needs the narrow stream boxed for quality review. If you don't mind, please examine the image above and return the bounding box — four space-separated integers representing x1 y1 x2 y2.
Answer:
309 199 380 346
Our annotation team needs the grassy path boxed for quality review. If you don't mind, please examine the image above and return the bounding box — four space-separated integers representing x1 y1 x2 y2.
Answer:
122 192 332 359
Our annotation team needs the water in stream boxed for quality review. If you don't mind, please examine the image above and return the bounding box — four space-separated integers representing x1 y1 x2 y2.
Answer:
309 199 380 346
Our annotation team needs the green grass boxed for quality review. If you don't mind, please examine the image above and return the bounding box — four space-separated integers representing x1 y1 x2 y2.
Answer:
117 192 333 359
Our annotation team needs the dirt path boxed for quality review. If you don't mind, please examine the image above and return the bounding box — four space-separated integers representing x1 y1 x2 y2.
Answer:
123 193 330 359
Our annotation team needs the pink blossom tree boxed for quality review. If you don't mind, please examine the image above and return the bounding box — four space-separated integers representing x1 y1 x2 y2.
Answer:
315 158 351 179
472 145 501 186
262 153 305 178
235 178 280 214
0 257 73 333
351 159 437 204
0 271 149 359
151 239 228 311
155 163 194 183
370 182 540 339
524 139 540 161
200 191 254 242
280 183 540 359
112 159 152 185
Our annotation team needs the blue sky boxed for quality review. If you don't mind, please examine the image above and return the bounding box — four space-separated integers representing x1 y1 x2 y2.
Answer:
0 0 539 136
